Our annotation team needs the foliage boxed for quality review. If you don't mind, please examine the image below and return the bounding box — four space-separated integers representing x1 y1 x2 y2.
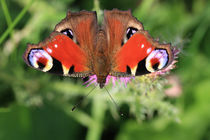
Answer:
0 0 210 140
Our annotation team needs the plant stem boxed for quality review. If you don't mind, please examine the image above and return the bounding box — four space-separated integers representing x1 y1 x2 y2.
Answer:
86 96 106 140
92 0 102 24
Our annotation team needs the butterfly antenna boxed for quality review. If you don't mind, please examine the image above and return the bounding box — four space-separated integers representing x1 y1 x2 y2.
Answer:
104 86 124 117
72 86 96 111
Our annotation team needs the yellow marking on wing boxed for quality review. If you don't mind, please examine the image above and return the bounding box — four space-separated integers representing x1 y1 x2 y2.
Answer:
131 65 137 76
43 60 53 72
62 65 69 75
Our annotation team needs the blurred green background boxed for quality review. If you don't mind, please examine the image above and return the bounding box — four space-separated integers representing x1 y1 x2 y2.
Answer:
0 0 210 140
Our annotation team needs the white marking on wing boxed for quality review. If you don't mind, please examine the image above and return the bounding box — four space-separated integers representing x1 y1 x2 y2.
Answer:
147 48 151 54
47 48 52 53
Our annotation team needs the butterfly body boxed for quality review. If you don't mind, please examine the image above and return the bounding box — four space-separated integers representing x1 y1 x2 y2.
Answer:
23 9 175 88
93 30 110 88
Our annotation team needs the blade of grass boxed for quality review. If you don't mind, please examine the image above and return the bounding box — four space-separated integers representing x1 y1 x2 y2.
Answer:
188 8 210 54
0 0 13 38
1 0 12 26
0 0 34 45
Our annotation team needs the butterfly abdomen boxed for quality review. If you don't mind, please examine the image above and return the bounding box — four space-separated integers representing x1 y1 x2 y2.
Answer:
94 56 110 88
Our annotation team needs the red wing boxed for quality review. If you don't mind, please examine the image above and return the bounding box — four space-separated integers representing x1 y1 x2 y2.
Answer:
112 31 174 76
23 11 98 77
103 10 173 77
43 33 87 73
23 32 91 77
115 32 154 73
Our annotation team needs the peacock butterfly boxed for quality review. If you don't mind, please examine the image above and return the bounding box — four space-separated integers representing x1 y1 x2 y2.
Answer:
23 9 176 88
